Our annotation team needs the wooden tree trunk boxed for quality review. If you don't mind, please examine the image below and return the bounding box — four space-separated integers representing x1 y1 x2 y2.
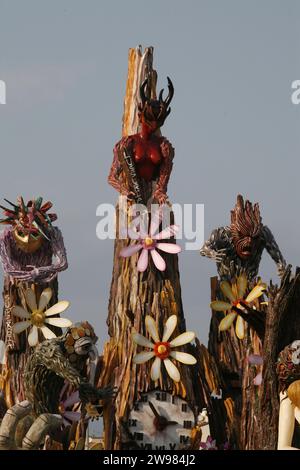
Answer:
257 267 300 449
0 278 60 413
208 276 262 449
207 268 300 449
99 46 202 450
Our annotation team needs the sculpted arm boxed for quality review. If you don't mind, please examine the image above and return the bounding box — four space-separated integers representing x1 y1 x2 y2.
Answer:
263 225 286 277
277 391 298 450
154 139 174 205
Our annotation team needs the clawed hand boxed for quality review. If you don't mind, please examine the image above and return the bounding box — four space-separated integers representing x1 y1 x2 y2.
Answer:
212 248 227 263
154 191 168 205
97 385 118 401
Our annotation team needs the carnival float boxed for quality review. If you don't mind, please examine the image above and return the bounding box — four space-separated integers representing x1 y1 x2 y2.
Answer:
0 46 299 451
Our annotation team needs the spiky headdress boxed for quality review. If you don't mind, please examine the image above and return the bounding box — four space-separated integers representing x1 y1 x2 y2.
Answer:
0 196 57 240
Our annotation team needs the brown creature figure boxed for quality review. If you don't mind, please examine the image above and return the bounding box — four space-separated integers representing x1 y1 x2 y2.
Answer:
24 322 116 417
200 194 286 281
108 77 174 205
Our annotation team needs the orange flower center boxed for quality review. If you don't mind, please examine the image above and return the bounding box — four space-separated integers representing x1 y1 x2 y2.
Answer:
154 342 171 359
232 299 246 308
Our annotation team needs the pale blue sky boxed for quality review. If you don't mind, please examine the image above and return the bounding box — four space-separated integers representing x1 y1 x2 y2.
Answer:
0 0 300 352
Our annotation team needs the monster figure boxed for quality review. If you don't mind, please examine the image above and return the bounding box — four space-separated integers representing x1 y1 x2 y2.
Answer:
200 195 286 280
0 196 67 282
24 322 115 416
108 77 174 205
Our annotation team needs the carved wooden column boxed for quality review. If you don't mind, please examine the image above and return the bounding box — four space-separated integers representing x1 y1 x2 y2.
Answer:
99 46 203 451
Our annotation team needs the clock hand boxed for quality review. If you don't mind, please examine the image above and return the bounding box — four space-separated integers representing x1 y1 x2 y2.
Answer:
149 401 161 419
166 420 179 426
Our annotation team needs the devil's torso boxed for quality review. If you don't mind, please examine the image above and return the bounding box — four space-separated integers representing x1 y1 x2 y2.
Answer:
132 134 163 181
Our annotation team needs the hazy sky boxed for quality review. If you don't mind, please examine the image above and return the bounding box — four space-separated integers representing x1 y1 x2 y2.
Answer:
0 0 300 353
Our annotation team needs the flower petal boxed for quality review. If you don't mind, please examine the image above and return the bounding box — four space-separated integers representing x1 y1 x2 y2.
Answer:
13 320 31 334
120 244 143 258
150 249 166 271
210 301 232 312
170 331 195 347
28 326 38 346
163 358 180 382
162 315 178 342
237 273 247 299
133 351 155 364
156 243 181 254
218 312 237 332
137 249 149 272
153 225 179 240
248 354 263 366
45 318 73 328
253 372 263 386
245 285 266 303
149 209 162 237
145 316 160 342
151 356 161 381
25 288 37 312
12 306 30 319
63 411 81 422
132 332 154 349
170 351 197 364
220 281 235 302
40 325 57 340
45 301 70 317
64 391 80 408
235 315 245 339
38 288 53 311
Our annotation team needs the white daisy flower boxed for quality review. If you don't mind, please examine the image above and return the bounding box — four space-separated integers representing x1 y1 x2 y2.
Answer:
12 287 72 347
133 315 196 383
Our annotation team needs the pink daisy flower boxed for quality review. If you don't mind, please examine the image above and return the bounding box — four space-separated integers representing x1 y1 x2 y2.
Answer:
120 211 181 272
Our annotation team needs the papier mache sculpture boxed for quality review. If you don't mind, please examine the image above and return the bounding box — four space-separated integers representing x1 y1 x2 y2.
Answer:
0 322 116 450
198 194 288 449
0 197 68 408
200 194 286 281
99 47 208 451
108 76 174 205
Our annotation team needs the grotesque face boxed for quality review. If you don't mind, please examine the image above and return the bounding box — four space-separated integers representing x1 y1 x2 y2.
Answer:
63 322 98 364
230 195 262 260
0 196 57 254
138 77 174 132
13 228 44 254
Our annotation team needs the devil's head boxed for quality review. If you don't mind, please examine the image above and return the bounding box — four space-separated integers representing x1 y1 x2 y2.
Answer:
230 195 262 260
138 77 174 132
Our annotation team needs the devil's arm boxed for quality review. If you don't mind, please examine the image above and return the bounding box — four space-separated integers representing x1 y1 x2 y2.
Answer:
108 137 133 195
262 225 286 275
154 139 174 203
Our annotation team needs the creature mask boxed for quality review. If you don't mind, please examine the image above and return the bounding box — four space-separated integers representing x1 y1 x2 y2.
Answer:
230 195 262 260
0 196 57 254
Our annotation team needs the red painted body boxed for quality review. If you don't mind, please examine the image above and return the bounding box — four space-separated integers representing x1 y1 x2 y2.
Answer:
132 130 162 181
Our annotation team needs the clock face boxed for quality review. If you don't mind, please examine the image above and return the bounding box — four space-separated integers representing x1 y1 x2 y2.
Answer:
128 391 196 450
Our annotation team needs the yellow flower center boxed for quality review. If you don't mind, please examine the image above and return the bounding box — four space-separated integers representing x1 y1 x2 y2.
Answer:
31 309 45 327
157 344 167 354
144 237 154 247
